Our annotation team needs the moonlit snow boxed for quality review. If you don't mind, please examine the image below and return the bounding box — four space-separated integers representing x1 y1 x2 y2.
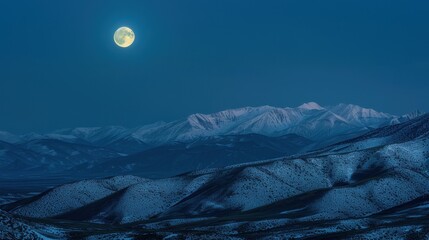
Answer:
2 113 429 239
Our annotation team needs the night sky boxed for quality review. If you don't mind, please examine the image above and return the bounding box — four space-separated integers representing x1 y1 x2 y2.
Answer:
1 0 428 133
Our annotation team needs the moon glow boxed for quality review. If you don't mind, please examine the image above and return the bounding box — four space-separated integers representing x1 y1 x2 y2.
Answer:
114 27 135 48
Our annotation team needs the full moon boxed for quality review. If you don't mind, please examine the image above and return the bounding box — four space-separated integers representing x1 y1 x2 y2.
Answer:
114 27 135 48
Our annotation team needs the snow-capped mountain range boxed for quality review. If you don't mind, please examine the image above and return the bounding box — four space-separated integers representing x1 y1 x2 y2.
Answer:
0 102 422 181
2 113 428 239
0 102 418 148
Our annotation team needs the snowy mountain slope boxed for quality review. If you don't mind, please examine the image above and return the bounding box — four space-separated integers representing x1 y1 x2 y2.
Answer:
139 193 429 239
6 138 428 225
4 194 429 240
329 103 393 127
3 175 146 218
348 112 429 144
57 174 214 224
5 114 429 225
313 113 429 154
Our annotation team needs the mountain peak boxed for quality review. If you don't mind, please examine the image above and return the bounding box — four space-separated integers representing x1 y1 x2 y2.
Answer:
298 102 324 110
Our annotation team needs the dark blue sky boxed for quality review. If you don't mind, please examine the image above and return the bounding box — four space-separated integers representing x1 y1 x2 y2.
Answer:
1 0 428 133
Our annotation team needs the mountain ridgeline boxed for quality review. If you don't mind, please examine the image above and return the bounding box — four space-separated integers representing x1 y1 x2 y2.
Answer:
0 103 421 180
